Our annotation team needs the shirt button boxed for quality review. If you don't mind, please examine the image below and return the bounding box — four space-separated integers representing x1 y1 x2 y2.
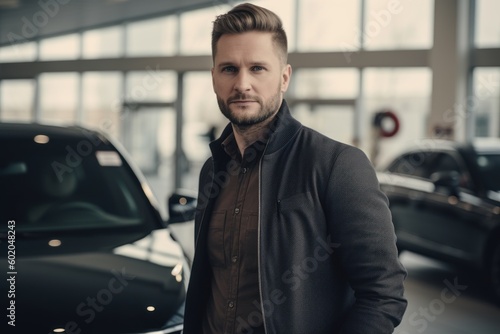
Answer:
228 301 235 308
234 207 240 214
242 167 248 174
231 256 238 263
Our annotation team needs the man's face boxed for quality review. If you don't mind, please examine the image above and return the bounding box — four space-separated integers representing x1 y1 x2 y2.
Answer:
212 31 291 128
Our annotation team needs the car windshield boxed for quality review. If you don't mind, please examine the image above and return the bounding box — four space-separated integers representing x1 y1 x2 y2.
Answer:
0 135 153 233
476 153 500 192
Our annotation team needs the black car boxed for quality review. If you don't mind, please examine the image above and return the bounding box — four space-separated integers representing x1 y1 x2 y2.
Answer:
0 123 196 334
378 139 500 300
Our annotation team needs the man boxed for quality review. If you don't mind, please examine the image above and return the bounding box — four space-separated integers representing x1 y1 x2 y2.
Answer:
183 3 407 334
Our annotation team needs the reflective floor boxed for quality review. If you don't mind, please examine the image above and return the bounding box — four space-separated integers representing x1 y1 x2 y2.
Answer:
396 252 500 334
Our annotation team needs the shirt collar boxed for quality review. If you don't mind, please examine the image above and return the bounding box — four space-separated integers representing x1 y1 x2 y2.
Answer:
221 132 267 166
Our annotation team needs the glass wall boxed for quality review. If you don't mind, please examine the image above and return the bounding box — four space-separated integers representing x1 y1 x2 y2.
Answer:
39 34 80 60
83 27 124 59
292 68 359 147
1 0 499 193
253 0 297 50
296 0 360 52
0 42 37 62
81 72 123 138
364 68 432 167
38 73 79 124
364 0 433 50
180 7 222 55
0 79 35 122
473 68 500 137
293 68 359 99
475 0 500 47
126 16 178 56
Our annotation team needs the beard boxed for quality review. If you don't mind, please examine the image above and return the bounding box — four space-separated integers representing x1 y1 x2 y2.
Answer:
216 85 282 129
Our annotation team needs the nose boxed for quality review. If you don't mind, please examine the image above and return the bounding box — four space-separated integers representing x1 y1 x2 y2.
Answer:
234 70 251 93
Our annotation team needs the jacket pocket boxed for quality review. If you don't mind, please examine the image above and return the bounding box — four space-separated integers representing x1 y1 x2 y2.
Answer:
277 191 325 232
207 211 227 267
278 192 312 213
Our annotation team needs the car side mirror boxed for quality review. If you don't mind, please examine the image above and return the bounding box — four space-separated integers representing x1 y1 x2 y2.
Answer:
431 171 460 189
167 190 197 224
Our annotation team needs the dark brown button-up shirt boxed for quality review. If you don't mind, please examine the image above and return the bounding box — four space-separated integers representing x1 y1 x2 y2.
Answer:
202 133 266 334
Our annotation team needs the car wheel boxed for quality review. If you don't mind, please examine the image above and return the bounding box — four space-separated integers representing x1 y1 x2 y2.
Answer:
489 242 500 302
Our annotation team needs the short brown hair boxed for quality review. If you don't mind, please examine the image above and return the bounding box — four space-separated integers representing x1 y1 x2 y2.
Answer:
211 3 288 64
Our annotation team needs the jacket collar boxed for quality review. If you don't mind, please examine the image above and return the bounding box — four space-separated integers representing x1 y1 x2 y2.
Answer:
209 99 302 160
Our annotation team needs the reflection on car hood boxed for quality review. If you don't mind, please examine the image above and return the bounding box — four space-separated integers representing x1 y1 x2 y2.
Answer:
487 191 500 204
377 172 435 193
5 229 186 334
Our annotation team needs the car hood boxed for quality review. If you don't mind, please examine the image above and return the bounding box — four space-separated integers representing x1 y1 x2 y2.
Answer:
487 190 500 204
4 229 186 334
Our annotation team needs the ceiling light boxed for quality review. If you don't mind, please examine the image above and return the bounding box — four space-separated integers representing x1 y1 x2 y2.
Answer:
48 239 62 247
34 134 50 144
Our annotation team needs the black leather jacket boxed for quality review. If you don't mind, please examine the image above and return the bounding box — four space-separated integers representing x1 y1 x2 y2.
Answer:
183 100 407 334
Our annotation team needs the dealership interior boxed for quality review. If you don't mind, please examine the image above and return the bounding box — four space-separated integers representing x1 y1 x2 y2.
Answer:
1 0 500 333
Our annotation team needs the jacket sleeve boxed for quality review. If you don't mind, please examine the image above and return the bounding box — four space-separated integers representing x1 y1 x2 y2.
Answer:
326 146 407 333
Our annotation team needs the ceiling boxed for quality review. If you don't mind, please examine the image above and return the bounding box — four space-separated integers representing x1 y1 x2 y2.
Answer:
0 0 231 47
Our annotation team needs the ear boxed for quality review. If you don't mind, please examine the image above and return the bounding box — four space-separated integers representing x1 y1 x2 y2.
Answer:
281 64 292 93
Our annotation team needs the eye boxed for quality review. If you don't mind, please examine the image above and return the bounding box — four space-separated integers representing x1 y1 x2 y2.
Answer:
251 66 264 72
221 66 237 73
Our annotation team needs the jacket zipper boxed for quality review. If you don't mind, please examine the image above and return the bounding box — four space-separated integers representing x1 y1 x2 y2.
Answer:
258 141 270 334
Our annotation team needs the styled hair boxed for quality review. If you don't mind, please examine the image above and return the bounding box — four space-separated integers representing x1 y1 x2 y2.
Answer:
211 3 288 64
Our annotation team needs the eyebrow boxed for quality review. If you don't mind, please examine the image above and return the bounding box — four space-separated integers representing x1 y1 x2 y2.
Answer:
216 61 270 69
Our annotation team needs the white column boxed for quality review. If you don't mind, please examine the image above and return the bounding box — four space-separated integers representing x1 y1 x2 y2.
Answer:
428 0 472 142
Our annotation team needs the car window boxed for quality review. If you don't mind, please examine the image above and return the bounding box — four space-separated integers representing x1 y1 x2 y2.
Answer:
428 152 461 173
0 136 154 233
387 151 432 177
426 152 473 189
476 153 500 192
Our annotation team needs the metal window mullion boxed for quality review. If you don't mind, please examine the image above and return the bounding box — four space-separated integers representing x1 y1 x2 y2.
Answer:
174 71 184 190
465 0 476 142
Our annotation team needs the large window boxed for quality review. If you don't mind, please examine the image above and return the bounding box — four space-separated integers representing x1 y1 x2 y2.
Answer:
182 72 222 189
473 68 500 137
290 69 359 146
125 71 177 102
83 26 124 59
126 16 178 56
296 0 360 52
82 72 123 139
364 0 433 50
0 0 497 194
0 42 37 62
475 0 500 47
0 79 35 122
364 68 432 166
180 7 224 55
252 0 297 51
39 73 79 124
293 68 359 99
123 71 178 194
294 104 356 146
39 34 80 60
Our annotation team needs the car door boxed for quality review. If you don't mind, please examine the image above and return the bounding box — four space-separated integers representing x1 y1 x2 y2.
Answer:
408 151 488 263
381 150 437 253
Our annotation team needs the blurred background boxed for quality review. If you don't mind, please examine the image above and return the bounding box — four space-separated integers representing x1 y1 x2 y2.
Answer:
0 0 499 332
1 0 499 201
